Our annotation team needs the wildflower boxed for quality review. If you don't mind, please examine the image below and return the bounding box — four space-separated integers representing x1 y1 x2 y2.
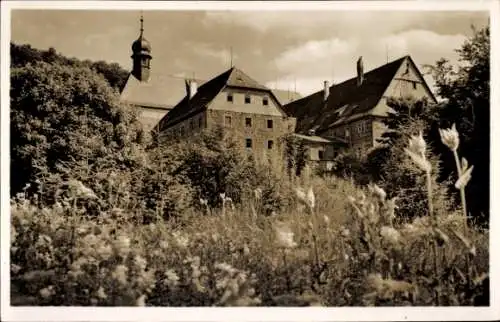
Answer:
439 123 459 152
380 226 401 245
455 165 474 190
295 187 307 203
164 269 180 287
96 286 107 299
172 231 189 248
404 131 431 172
366 273 417 300
243 243 250 256
199 198 208 206
385 197 398 224
254 188 263 200
39 285 55 299
133 255 147 271
111 265 128 285
82 233 98 247
323 215 330 224
159 240 169 250
76 227 88 235
368 183 386 201
296 186 315 210
340 226 350 238
461 157 468 173
275 224 297 249
135 294 146 306
70 179 97 199
11 264 21 274
215 262 236 273
114 235 131 256
306 186 315 210
97 244 113 260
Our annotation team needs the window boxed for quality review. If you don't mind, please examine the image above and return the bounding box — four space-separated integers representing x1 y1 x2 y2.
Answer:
227 93 233 102
267 119 273 129
267 140 274 149
225 115 232 127
199 116 203 128
245 117 252 127
245 95 251 104
412 81 417 90
190 119 194 130
263 97 269 106
246 138 252 148
318 150 324 160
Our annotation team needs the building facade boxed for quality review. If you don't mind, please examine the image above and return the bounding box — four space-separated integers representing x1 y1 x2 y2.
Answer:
155 67 297 159
283 55 438 157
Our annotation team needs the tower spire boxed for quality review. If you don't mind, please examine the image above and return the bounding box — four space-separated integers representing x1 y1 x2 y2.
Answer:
140 11 144 37
131 10 152 82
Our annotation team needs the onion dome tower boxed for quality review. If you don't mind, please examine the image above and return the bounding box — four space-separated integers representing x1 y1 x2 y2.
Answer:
131 13 152 82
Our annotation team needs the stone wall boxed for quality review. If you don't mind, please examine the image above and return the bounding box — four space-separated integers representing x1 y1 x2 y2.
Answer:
206 109 295 157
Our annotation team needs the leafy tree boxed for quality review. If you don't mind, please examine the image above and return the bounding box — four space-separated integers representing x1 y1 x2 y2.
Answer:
174 127 261 208
10 43 129 91
283 134 308 177
10 61 145 200
369 97 452 221
426 26 490 223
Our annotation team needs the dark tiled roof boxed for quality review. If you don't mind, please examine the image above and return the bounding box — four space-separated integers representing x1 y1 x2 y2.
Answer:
283 56 409 134
157 67 275 131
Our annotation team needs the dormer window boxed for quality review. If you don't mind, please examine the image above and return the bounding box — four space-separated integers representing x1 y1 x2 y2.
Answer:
245 95 251 104
227 93 233 102
263 97 269 106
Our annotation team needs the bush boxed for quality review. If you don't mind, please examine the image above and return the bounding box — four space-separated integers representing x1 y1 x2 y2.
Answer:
10 61 146 200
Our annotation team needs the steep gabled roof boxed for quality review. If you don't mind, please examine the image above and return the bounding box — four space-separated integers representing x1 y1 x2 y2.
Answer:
156 67 280 131
120 72 205 110
283 56 410 134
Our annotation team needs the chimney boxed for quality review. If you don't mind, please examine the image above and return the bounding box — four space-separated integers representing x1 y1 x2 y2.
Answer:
185 79 198 99
323 80 330 101
357 56 364 86
189 80 197 99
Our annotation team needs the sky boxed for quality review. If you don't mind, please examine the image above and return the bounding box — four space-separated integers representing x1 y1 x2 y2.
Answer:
10 7 489 96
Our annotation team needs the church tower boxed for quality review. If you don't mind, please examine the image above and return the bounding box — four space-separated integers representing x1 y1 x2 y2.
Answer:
131 13 152 82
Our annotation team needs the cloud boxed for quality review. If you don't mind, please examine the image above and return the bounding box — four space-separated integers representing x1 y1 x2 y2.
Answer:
275 38 357 70
266 29 468 96
194 44 234 65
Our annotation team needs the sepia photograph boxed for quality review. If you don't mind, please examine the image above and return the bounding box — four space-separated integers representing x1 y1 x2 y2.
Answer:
1 0 499 321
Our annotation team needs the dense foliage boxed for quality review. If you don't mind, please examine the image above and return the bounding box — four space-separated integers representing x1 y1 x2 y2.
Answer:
425 26 490 224
10 61 145 202
11 43 129 91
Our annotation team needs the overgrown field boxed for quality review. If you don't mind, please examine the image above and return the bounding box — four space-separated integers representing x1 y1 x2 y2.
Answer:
10 131 489 306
